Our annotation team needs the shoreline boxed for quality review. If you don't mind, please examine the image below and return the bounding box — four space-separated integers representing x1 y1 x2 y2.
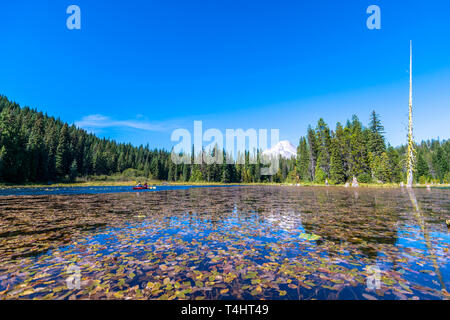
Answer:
1 181 448 189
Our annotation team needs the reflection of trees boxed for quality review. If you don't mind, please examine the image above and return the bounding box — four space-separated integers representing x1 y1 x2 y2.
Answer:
300 188 399 261
232 186 402 261
407 188 447 293
7 186 438 271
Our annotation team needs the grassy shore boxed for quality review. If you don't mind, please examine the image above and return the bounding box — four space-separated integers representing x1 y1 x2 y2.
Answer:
1 180 448 189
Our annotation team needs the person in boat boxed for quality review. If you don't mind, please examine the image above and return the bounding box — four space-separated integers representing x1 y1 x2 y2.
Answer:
143 182 148 188
136 182 143 188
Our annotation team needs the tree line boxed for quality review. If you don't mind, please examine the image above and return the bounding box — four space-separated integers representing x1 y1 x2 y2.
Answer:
0 95 448 184
0 96 171 183
295 112 449 184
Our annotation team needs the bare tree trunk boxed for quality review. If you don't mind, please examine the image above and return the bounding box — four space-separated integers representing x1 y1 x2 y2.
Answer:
406 41 415 187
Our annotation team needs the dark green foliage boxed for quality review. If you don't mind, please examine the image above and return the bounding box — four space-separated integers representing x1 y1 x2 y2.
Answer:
0 95 171 183
330 145 346 184
294 114 448 184
386 146 402 183
69 160 78 181
315 118 332 177
167 158 176 182
221 150 235 183
415 150 430 181
296 137 310 181
348 115 370 178
368 111 386 156
358 173 372 183
314 166 327 183
329 123 346 184
307 126 319 180
432 145 448 182
55 124 70 176
398 139 449 183
0 95 448 185
0 104 27 182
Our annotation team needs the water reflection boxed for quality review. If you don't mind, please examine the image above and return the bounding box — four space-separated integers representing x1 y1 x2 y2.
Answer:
407 187 447 293
0 186 448 300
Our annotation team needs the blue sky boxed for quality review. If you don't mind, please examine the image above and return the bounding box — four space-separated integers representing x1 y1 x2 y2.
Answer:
0 0 449 150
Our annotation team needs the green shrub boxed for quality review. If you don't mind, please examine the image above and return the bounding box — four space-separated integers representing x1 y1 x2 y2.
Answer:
314 168 327 183
444 172 450 184
122 168 145 177
418 175 428 184
285 171 299 184
358 173 372 183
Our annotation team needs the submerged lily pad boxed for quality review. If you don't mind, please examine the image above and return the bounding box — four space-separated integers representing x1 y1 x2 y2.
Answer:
0 186 448 300
299 233 322 241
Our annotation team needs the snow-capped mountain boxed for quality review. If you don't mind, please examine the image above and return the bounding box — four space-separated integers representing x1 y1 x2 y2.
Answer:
262 140 297 159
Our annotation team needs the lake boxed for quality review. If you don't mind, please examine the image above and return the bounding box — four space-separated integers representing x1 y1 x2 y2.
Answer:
0 186 448 300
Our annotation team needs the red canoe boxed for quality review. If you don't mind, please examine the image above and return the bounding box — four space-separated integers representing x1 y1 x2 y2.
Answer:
132 187 148 190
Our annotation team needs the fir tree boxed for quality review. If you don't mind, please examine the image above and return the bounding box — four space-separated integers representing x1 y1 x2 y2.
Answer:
307 126 319 180
415 150 430 181
55 124 70 177
182 163 189 182
432 146 448 182
69 160 78 181
348 115 370 178
368 110 386 156
387 146 402 183
330 139 346 184
316 118 332 176
296 137 310 181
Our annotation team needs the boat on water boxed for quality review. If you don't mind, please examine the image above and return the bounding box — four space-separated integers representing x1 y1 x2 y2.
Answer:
132 186 156 190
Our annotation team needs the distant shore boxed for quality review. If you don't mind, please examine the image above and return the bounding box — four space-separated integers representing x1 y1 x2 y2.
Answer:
1 180 448 189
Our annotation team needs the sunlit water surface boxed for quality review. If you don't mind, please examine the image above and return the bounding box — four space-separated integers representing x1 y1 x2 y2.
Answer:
0 186 448 300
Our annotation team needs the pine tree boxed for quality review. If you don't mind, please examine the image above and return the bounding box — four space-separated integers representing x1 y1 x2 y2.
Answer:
75 134 85 176
387 146 402 183
69 159 78 181
315 118 332 176
368 111 386 181
334 122 350 181
0 107 26 182
45 122 58 181
221 150 232 183
348 115 370 178
0 146 6 180
330 139 345 184
182 163 189 181
368 111 386 156
190 165 203 182
296 137 310 181
314 163 327 183
55 124 71 177
26 114 46 181
93 149 108 175
307 126 319 180
371 152 390 183
168 160 175 181
151 156 160 180
415 150 430 181
432 146 448 182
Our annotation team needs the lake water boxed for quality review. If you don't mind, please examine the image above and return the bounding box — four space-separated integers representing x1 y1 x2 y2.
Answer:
0 185 238 196
0 186 448 300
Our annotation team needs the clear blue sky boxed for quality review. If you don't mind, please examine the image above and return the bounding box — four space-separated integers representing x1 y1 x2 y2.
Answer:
1 0 449 149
